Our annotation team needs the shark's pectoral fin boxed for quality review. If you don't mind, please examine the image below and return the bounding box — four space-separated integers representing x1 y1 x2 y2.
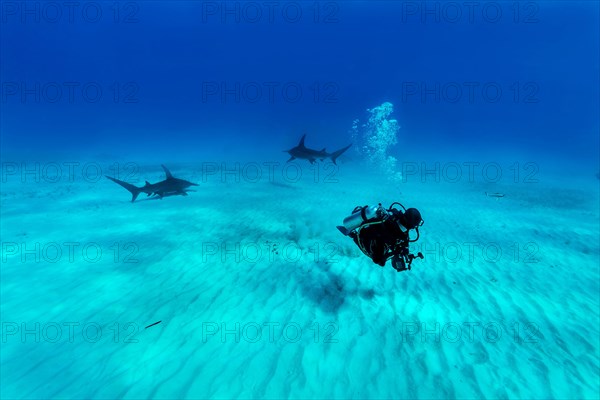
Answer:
287 156 296 163
309 158 316 164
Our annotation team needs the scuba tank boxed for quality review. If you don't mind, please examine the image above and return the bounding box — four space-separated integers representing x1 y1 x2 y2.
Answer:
342 204 388 233
337 202 424 238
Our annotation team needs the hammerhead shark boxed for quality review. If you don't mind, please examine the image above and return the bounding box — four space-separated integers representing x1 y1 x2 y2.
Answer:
106 165 198 202
284 134 352 165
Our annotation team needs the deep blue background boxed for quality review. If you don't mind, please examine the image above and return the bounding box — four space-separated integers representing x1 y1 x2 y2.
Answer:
1 1 598 164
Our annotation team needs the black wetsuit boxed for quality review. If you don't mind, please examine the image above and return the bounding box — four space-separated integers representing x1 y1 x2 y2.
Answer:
349 210 409 267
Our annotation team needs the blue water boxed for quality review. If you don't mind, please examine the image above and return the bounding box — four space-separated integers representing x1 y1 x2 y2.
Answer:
1 1 599 399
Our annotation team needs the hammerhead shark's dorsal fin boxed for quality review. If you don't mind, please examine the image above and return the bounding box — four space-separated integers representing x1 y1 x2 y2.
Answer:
161 164 173 179
320 148 327 152
145 181 151 186
298 134 306 148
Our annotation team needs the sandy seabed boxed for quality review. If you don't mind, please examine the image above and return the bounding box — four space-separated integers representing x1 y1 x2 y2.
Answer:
1 159 599 399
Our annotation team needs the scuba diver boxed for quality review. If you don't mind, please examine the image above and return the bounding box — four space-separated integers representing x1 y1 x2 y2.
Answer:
337 202 424 272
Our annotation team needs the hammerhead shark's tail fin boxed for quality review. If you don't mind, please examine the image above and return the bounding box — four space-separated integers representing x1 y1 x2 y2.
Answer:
329 144 352 165
105 176 142 202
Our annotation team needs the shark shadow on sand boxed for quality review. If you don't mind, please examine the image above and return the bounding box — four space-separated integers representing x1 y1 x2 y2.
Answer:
293 262 376 314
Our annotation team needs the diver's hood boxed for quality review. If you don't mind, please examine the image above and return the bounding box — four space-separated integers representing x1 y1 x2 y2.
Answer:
404 208 423 230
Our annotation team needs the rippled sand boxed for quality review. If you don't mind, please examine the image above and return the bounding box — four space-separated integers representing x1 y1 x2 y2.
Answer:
1 161 599 399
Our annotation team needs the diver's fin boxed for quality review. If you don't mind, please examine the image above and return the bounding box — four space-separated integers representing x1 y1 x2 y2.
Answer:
329 144 352 165
336 226 350 236
106 176 142 202
161 164 173 179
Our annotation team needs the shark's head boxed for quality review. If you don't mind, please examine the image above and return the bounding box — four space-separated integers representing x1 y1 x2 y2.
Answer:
183 180 199 188
171 177 198 189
